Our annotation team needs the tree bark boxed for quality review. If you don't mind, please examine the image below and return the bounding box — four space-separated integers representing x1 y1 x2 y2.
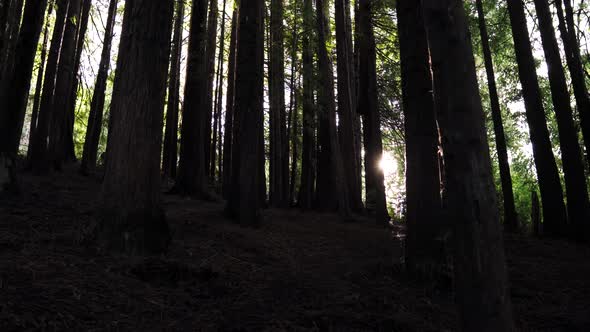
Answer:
99 0 174 255
222 7 238 199
227 0 265 225
421 0 514 330
80 0 118 175
533 0 590 239
397 0 443 277
269 0 289 208
174 0 209 197
0 0 23 77
475 0 519 232
288 8 299 206
29 0 68 173
204 0 218 179
210 0 227 183
358 0 388 223
161 0 185 179
506 0 568 236
298 0 315 209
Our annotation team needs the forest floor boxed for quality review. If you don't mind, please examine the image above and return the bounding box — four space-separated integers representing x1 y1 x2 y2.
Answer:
1 167 590 331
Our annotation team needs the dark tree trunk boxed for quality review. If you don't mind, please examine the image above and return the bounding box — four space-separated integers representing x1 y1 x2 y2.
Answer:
210 0 227 183
397 0 443 277
0 0 48 159
335 0 362 212
288 9 299 206
315 0 351 218
80 0 118 175
506 0 568 236
0 0 10 64
48 0 81 170
0 0 23 77
475 0 519 232
99 0 174 255
204 0 218 179
298 0 315 209
27 3 54 161
357 0 388 223
556 0 590 165
532 190 541 236
175 0 209 197
29 0 68 173
161 0 185 179
269 0 289 208
222 7 238 199
227 0 265 225
533 0 590 239
421 0 514 330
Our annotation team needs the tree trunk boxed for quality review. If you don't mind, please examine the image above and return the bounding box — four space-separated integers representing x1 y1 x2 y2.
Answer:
210 0 227 183
298 0 315 209
27 3 54 162
506 0 568 236
174 0 209 197
475 0 519 232
204 0 218 179
29 0 68 173
288 9 299 206
0 0 48 159
99 0 174 255
161 0 185 179
47 0 81 170
0 0 23 77
533 0 590 240
532 190 541 236
269 0 289 208
222 7 238 199
227 0 265 225
556 0 590 165
421 0 514 330
357 0 388 223
397 0 443 277
335 0 362 212
0 0 11 65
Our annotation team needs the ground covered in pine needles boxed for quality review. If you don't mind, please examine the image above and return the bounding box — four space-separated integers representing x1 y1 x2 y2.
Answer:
1 167 590 331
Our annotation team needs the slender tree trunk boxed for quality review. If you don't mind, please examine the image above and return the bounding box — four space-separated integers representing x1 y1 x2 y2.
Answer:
99 0 174 255
288 8 299 206
174 0 209 197
298 0 315 209
532 190 541 236
533 0 590 239
0 0 48 160
204 0 218 179
0 0 11 64
556 0 590 165
397 0 443 277
315 0 351 218
506 0 568 236
0 0 23 77
222 7 238 199
227 0 265 225
335 0 362 212
161 0 184 179
475 0 519 232
358 0 388 223
210 0 227 183
421 0 514 330
27 2 54 161
269 0 289 208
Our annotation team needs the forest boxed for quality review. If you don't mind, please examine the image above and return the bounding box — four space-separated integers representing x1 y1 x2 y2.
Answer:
1 0 590 330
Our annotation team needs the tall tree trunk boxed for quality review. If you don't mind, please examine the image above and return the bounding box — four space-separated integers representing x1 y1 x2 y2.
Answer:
27 2 54 161
298 0 315 209
315 0 351 218
0 0 23 77
288 7 299 206
222 7 238 199
421 0 514 330
174 0 209 197
506 0 568 236
475 0 519 232
357 0 388 223
204 0 218 179
269 0 289 208
48 0 81 170
210 0 227 183
99 0 174 255
29 0 68 173
335 0 362 212
397 0 443 277
0 0 48 160
533 0 590 239
0 0 11 65
227 0 265 225
161 0 185 179
63 0 91 162
556 0 590 165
